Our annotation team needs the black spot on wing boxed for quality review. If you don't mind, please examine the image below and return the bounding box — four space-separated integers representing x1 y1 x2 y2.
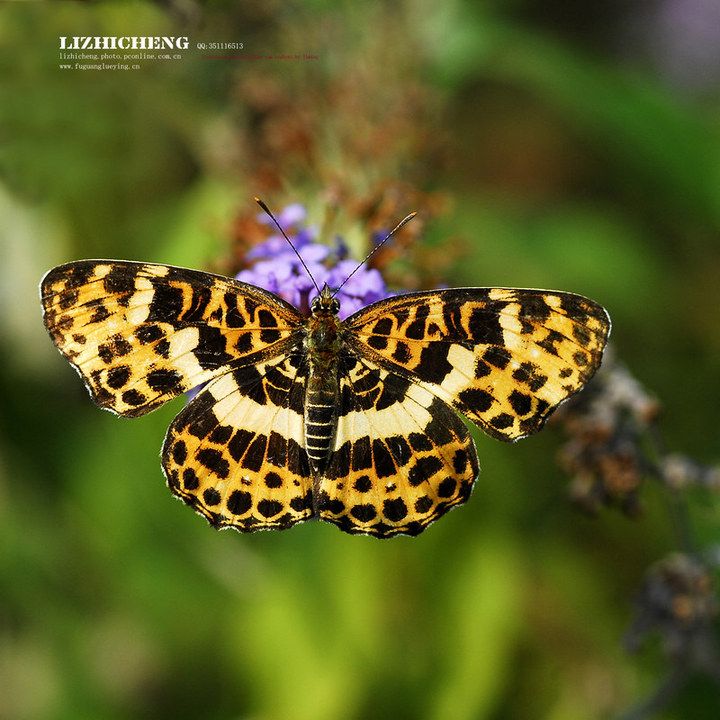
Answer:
89 304 110 324
234 333 254 355
147 283 184 323
242 434 267 472
290 491 313 513
353 475 372 492
392 341 411 364
350 504 377 522
182 468 199 490
197 448 229 479
458 387 494 413
468 307 504 345
103 266 136 297
287 438 310 477
405 304 429 340
228 428 254 463
437 477 456 498
224 292 246 328
264 472 283 488
415 343 453 384
122 389 146 407
415 496 433 513
490 413 514 431
257 499 283 518
58 289 79 310
408 432 433 452
519 295 551 323
203 487 221 506
172 440 187 465
484 346 510 369
383 497 408 522
512 362 548 392
147 368 183 393
136 324 164 344
326 441 351 480
537 330 565 357
387 435 412 467
98 335 131 364
376 373 411 411
266 431 288 466
318 492 345 515
351 436 372 471
242 296 259 317
194 326 233 369
258 308 281 345
453 448 469 474
367 335 389 351
227 490 252 515
372 317 393 335
154 338 171 359
231 366 265 405
424 401 454 445
106 365 131 389
178 390 214 433
474 359 492 378
508 389 532 416
408 455 443 486
372 440 396 479
62 262 95 290
209 425 233 444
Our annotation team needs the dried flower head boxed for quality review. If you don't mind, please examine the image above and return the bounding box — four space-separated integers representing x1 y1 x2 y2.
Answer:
553 349 659 516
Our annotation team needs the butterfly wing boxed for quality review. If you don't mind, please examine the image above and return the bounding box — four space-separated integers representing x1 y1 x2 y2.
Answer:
345 288 610 441
41 260 304 417
162 352 314 531
318 355 479 537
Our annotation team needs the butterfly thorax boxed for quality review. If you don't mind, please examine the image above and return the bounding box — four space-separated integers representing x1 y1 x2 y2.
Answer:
303 285 344 475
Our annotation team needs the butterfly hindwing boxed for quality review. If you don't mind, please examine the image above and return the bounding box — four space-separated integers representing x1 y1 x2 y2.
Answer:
41 260 303 417
317 355 479 538
345 288 611 441
162 353 314 531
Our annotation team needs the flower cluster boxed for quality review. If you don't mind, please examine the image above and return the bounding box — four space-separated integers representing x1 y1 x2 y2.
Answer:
624 553 718 660
235 203 391 318
551 349 660 517
551 348 720 715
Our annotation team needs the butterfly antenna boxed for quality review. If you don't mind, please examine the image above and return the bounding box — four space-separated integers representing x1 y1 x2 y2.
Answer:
254 197 321 295
333 211 417 296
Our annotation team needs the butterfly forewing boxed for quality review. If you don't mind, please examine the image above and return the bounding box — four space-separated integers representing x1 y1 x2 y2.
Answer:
41 261 303 417
345 288 611 441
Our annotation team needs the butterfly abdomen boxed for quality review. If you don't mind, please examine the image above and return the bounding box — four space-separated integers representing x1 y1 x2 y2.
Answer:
304 382 338 474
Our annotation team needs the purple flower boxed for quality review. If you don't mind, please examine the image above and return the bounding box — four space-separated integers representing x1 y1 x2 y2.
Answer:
236 204 392 319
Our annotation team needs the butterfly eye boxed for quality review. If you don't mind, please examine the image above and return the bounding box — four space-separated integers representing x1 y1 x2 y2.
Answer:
331 298 340 315
310 296 321 314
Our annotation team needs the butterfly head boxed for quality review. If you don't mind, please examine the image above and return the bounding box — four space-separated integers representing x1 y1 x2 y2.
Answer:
311 284 341 317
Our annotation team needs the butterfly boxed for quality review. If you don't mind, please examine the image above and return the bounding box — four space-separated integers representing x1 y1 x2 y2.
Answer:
41 250 610 538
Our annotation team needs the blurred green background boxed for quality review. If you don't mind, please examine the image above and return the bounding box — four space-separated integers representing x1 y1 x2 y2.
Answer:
1 1 720 719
